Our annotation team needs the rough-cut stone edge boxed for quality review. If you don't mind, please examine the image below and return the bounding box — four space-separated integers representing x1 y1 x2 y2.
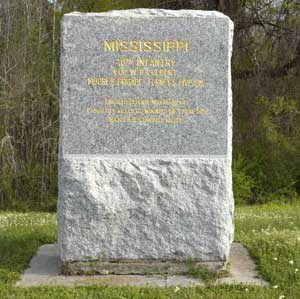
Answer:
58 155 234 262
226 11 234 247
63 8 232 21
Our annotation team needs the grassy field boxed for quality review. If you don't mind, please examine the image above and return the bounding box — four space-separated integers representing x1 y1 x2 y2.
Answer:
0 203 300 298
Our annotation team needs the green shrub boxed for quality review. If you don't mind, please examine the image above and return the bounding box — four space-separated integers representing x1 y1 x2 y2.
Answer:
233 155 256 205
0 164 57 212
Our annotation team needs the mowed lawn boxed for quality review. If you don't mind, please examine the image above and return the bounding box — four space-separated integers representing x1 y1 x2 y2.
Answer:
1 203 300 299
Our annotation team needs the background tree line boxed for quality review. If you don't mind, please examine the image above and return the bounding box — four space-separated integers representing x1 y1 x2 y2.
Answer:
0 0 299 211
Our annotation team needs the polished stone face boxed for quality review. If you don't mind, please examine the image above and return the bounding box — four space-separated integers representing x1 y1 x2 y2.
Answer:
60 10 231 155
58 9 234 266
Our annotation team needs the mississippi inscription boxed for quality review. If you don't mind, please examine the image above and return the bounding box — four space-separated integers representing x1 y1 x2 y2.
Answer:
87 39 207 125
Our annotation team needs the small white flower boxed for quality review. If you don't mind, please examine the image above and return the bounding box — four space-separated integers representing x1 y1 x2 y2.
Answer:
274 257 278 261
295 268 299 273
174 287 180 293
279 295 285 299
289 260 294 265
245 288 249 292
273 285 278 289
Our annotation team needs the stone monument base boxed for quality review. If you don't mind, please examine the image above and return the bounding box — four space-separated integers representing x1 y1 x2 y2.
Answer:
61 259 226 276
15 243 269 287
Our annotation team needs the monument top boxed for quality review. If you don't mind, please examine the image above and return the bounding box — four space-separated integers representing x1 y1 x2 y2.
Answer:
63 9 231 19
60 9 233 156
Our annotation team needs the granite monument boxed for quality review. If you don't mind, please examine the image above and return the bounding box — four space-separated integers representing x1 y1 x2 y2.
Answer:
58 9 234 274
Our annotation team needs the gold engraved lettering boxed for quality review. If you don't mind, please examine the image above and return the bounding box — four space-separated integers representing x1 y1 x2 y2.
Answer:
103 40 190 53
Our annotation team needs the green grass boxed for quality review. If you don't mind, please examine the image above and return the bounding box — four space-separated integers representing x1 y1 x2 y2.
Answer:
1 203 300 298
